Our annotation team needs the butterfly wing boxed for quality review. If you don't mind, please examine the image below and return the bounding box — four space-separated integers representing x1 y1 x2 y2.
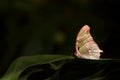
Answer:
75 25 103 59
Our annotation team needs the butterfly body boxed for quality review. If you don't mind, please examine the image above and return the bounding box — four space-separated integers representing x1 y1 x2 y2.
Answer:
75 25 103 59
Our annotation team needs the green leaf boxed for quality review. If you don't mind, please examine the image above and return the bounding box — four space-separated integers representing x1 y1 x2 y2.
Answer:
0 54 74 80
59 58 120 80
19 69 43 80
80 70 104 80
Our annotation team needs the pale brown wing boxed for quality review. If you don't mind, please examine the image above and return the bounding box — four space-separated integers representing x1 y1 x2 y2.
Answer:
75 25 103 59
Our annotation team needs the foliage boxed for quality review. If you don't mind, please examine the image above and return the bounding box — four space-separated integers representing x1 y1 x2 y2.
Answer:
1 54 120 80
1 0 120 80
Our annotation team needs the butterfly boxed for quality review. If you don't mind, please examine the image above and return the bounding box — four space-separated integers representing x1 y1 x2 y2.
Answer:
75 25 103 59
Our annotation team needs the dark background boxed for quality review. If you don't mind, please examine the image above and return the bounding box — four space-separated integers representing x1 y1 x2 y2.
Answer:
0 0 120 78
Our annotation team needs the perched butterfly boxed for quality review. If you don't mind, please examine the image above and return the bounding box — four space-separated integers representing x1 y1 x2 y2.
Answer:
75 25 103 59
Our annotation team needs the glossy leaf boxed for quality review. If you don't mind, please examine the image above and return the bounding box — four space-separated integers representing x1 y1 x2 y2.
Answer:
0 54 74 80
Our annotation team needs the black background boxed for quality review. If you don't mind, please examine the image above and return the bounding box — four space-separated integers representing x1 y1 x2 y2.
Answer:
0 0 120 78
